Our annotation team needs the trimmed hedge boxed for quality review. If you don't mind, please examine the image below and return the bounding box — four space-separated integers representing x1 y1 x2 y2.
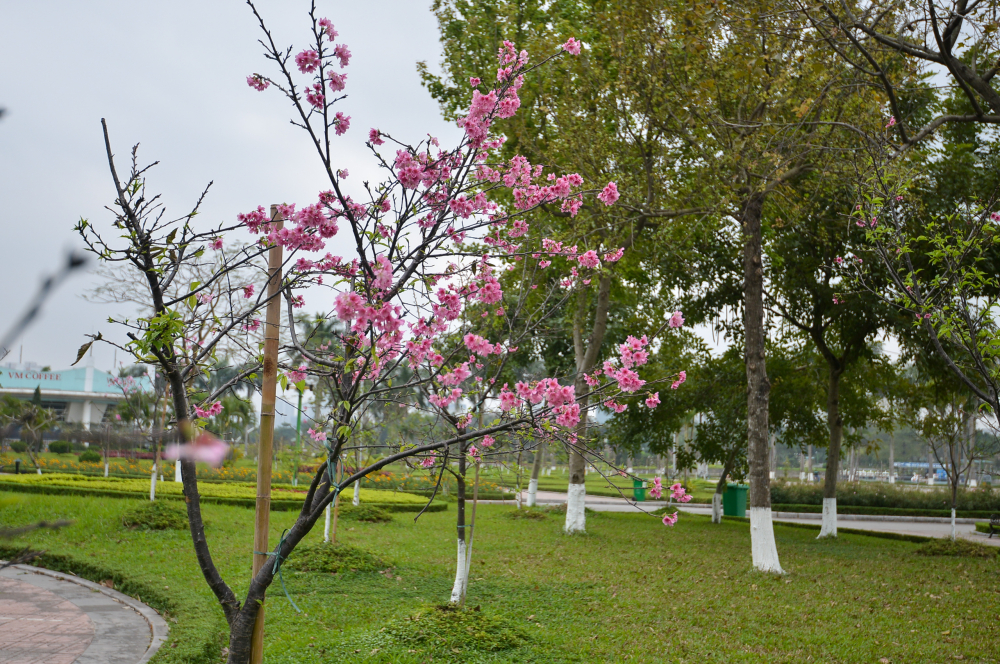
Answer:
770 480 1000 512
0 474 447 513
975 521 998 534
772 503 997 519
47 441 72 454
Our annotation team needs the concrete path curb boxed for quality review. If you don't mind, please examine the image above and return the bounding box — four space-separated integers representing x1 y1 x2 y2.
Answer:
1 563 169 663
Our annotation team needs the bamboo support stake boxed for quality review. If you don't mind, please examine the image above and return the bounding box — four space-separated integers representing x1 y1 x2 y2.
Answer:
250 206 283 664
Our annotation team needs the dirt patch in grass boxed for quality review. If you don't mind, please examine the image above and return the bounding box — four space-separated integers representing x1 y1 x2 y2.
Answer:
504 508 548 520
284 542 389 573
120 501 188 531
916 538 998 559
339 505 392 523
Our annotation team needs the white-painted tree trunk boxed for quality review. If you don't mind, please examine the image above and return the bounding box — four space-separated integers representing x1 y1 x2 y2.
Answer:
449 539 467 604
749 507 783 573
817 497 837 538
174 460 182 482
352 480 360 506
951 508 956 541
324 504 331 543
149 464 157 502
564 483 586 534
711 493 722 523
104 462 109 478
526 478 538 507
36 467 41 475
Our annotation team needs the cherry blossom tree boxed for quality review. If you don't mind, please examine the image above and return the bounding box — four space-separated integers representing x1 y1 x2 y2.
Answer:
76 4 686 661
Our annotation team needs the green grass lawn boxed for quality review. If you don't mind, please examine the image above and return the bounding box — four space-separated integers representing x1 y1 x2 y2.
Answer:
1 491 996 663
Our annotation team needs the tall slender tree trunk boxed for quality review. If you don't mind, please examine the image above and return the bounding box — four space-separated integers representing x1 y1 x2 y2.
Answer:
888 429 895 483
527 442 543 507
819 370 843 538
450 450 468 603
806 444 813 482
565 277 612 534
742 193 782 573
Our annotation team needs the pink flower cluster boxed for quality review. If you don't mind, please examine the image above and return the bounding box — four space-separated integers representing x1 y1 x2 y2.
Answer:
307 428 327 442
194 401 223 418
287 365 308 383
671 370 686 390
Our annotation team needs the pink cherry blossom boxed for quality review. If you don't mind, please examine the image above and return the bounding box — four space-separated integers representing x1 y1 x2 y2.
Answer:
645 392 660 408
668 310 684 328
247 74 269 91
578 250 601 269
334 112 351 136
242 284 255 299
648 477 663 499
598 182 619 205
211 237 223 250
194 401 224 418
604 247 624 263
662 511 678 527
327 70 347 92
481 435 495 448
333 44 351 67
287 364 308 383
307 428 327 442
305 82 325 109
420 454 436 468
295 49 320 73
671 370 687 390
469 77 481 86
368 128 384 145
318 18 338 41
562 37 582 55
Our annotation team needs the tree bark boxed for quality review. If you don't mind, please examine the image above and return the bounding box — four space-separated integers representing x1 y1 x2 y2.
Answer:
819 369 843 538
742 192 782 573
565 276 612 534
450 450 467 603
888 429 895 483
527 442 543 507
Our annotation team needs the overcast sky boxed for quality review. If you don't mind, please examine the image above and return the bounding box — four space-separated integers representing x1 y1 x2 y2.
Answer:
0 0 461 376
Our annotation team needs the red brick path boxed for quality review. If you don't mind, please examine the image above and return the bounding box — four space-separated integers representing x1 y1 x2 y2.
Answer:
0 576 94 663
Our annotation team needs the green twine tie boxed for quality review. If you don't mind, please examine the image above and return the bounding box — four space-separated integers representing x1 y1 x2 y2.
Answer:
254 529 301 613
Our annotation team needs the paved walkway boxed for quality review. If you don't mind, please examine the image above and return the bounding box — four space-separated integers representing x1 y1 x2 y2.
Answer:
515 490 999 546
0 565 168 663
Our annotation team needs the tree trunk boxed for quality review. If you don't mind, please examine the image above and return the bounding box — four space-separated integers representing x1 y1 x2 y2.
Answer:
819 370 843 538
806 444 813 482
450 450 468 603
742 192 782 573
565 276 612 534
527 442 544 507
888 430 895 484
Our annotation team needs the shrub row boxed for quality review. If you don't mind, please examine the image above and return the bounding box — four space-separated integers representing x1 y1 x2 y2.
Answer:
0 474 446 513
770 480 1000 511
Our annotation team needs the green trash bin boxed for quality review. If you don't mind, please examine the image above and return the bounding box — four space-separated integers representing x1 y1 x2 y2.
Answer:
722 483 748 517
633 478 647 502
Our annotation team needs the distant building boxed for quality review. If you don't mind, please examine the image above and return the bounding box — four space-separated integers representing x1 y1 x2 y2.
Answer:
0 354 150 429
